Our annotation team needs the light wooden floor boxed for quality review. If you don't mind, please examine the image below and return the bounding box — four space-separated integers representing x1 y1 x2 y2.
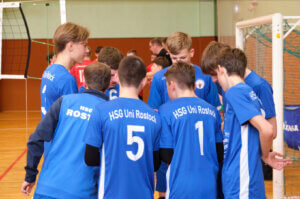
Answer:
0 111 299 199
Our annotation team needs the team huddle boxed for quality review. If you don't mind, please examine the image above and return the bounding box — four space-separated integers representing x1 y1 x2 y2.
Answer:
21 22 291 199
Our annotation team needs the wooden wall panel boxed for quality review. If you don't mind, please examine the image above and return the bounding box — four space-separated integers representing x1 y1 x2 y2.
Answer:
0 36 216 111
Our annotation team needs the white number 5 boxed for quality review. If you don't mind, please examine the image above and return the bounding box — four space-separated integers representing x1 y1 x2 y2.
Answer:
126 125 145 161
195 121 204 156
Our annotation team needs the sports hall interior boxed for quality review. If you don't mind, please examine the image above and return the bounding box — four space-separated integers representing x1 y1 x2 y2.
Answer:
0 0 299 198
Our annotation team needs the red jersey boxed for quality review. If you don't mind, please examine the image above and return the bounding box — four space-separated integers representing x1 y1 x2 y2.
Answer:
70 60 95 88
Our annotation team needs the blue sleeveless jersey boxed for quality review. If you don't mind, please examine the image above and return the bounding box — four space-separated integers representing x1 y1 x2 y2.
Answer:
84 98 161 199
222 83 265 199
35 93 106 199
105 83 119 100
148 64 220 109
40 64 78 118
159 97 222 199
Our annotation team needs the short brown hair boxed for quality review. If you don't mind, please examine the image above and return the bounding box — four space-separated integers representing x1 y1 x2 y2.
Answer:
95 46 103 54
118 56 146 88
53 22 89 53
165 61 195 89
98 47 123 70
216 48 247 78
166 32 192 55
152 57 170 69
127 49 137 56
150 37 163 46
201 41 230 75
84 62 111 92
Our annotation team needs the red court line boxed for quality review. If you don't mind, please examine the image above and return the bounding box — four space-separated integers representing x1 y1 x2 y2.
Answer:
0 148 27 181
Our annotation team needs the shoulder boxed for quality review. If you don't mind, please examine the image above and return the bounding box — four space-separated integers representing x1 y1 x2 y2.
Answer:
245 70 270 87
158 100 173 113
194 64 213 81
226 83 260 107
226 83 251 96
152 66 169 81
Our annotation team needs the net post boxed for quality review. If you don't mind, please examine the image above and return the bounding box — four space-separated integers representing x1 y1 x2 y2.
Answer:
60 0 66 24
236 27 244 50
272 13 284 199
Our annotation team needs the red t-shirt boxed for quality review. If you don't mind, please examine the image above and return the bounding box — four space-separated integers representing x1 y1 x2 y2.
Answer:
147 63 153 72
70 59 95 88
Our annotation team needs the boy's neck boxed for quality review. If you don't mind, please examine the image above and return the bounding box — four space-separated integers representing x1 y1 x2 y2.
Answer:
244 68 252 78
55 53 74 71
228 75 244 89
175 89 197 99
119 85 140 100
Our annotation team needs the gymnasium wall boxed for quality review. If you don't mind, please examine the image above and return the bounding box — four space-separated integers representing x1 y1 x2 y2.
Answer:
217 0 300 106
21 0 217 39
217 0 300 46
0 0 217 111
0 36 216 111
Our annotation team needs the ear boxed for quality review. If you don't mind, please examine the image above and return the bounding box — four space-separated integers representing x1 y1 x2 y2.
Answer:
217 65 225 74
189 48 195 58
66 41 74 52
169 80 176 91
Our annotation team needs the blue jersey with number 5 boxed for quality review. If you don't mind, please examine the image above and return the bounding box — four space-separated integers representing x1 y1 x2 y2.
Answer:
84 98 161 199
159 97 222 199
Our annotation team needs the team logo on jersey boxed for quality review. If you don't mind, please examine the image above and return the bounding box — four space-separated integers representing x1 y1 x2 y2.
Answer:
195 79 205 89
42 71 55 81
249 91 258 100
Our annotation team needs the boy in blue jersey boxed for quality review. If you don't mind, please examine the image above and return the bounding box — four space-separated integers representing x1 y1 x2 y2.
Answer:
21 62 111 199
201 41 277 180
98 47 123 100
148 32 220 198
159 61 223 199
41 22 90 118
84 56 161 199
40 22 90 161
204 47 291 198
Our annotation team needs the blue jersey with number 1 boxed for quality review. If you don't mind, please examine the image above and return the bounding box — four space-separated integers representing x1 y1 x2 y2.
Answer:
84 98 161 199
222 83 265 199
159 97 222 199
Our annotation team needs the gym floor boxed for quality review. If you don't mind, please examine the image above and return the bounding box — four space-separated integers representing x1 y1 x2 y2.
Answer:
0 111 299 199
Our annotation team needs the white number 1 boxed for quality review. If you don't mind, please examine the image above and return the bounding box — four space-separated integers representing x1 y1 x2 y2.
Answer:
126 125 145 161
195 121 204 156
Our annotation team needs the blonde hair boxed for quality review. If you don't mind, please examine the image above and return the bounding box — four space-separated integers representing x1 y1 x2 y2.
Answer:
53 22 89 53
166 32 192 55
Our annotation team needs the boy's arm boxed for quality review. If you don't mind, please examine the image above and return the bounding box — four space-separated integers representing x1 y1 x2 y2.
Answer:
249 115 291 169
21 97 62 195
85 144 100 166
249 115 273 159
153 150 161 171
159 149 174 165
267 117 277 139
148 74 162 109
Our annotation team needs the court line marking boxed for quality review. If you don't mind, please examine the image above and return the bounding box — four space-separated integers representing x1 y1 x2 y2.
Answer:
0 148 27 181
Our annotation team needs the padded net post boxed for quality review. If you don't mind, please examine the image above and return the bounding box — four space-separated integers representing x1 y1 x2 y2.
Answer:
236 13 284 199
